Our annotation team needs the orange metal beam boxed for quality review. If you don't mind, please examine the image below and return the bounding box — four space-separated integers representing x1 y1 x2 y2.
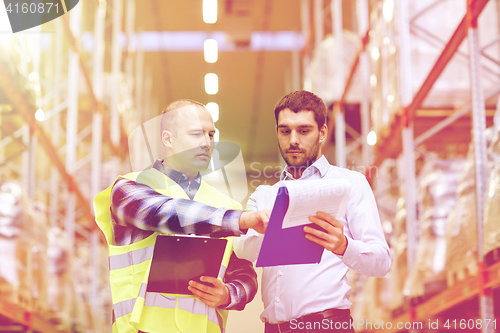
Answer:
300 0 316 62
406 0 489 124
372 0 489 169
327 30 370 143
60 14 100 114
0 296 66 333
340 30 370 104
0 61 96 229
372 261 500 333
60 13 127 158
326 102 340 143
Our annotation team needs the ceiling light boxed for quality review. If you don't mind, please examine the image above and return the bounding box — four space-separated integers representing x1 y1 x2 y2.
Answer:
383 220 393 234
370 74 377 88
383 0 394 22
367 131 377 146
204 39 218 63
383 37 390 45
206 102 219 122
387 94 394 103
35 109 45 122
205 73 218 95
371 47 380 60
214 127 219 142
203 0 217 24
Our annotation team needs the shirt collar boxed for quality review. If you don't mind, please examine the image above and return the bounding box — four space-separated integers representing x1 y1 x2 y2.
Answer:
280 155 330 180
153 159 201 186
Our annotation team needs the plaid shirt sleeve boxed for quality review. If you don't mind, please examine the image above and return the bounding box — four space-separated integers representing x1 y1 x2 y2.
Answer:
220 253 258 311
110 178 244 240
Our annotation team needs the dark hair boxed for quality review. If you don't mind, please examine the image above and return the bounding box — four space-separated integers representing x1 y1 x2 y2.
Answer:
160 99 206 134
274 90 327 128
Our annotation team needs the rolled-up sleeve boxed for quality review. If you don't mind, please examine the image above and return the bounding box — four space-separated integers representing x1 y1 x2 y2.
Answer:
220 253 258 311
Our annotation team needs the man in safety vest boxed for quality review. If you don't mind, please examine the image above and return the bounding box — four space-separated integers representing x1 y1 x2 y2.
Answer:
94 99 270 333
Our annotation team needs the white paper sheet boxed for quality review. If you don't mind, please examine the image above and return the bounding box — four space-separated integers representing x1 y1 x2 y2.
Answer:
280 178 351 229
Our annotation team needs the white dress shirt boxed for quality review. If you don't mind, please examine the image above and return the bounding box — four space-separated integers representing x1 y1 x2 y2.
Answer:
233 156 391 324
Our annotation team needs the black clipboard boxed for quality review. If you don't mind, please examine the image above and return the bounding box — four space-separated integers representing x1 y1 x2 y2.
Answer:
147 235 228 295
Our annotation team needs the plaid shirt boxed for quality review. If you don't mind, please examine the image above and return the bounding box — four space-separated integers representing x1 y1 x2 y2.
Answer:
110 160 257 310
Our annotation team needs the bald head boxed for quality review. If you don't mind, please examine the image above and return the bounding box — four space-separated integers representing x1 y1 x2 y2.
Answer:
160 99 207 135
160 99 216 180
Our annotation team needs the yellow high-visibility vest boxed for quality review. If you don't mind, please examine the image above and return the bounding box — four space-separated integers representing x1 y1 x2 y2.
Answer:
94 168 241 333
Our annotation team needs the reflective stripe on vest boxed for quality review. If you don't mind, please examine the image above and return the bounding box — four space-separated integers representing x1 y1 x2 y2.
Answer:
95 169 241 332
110 251 228 317
114 298 136 319
109 245 155 270
110 246 230 331
217 264 227 279
122 283 222 329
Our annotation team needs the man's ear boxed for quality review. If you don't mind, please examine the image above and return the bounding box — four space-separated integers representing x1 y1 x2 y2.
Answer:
319 124 328 145
161 130 174 148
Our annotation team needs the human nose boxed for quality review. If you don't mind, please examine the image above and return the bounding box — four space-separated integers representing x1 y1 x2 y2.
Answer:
290 131 299 145
201 133 212 149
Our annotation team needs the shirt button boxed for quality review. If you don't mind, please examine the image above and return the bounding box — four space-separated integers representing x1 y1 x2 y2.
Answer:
278 271 283 276
276 298 281 303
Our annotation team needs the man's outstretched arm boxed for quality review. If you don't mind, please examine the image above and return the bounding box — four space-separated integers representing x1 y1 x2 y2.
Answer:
110 178 269 245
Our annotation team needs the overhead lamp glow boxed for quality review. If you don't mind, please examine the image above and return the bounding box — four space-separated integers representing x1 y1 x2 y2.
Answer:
203 0 217 24
214 127 219 142
35 109 45 122
206 102 219 122
387 94 395 103
205 73 218 95
371 47 380 60
383 0 394 22
370 74 377 88
383 37 390 45
28 71 39 81
382 220 393 234
204 39 218 63
367 131 377 146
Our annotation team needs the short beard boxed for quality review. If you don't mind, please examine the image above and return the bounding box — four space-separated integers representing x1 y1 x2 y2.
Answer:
279 137 320 176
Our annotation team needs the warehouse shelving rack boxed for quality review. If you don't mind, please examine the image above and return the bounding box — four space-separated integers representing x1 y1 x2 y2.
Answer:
0 0 147 331
303 0 500 332
380 260 500 333
300 0 372 170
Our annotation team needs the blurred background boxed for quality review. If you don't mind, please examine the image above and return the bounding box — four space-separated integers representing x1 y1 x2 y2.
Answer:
0 0 500 332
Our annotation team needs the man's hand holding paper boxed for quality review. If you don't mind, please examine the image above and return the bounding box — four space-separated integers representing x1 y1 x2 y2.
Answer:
304 211 348 255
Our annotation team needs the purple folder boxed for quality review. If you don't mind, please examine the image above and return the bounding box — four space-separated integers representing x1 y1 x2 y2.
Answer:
256 186 324 267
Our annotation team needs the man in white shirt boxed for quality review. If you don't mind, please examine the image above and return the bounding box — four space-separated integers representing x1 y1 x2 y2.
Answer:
234 91 391 333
